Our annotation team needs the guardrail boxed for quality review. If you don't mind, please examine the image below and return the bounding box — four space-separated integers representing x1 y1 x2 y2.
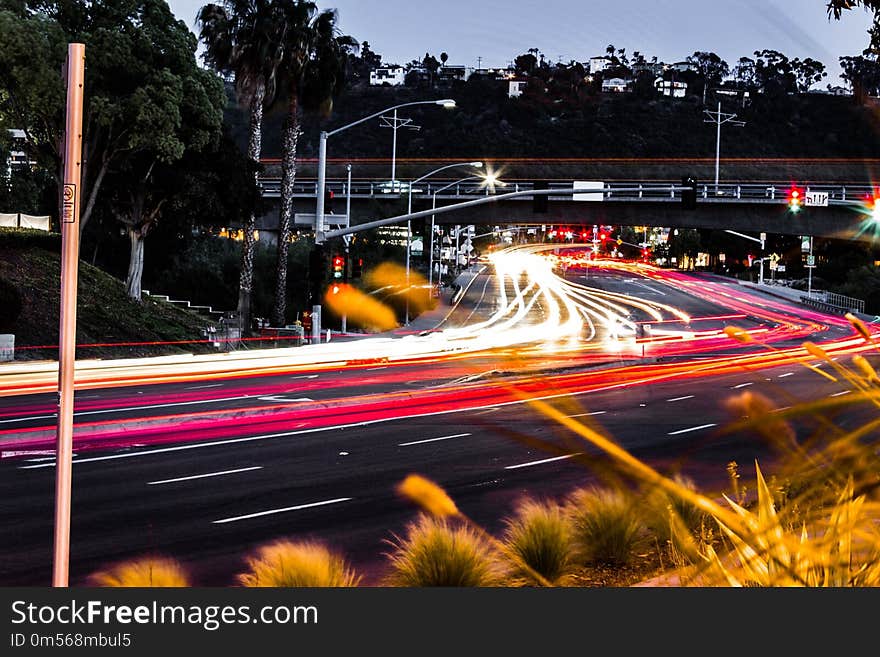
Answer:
800 290 865 314
257 179 878 205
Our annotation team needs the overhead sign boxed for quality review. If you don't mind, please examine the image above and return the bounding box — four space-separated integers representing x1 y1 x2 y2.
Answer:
294 213 349 228
572 181 604 202
805 191 829 207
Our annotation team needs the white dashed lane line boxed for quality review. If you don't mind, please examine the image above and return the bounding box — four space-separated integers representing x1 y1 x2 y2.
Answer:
666 396 694 402
668 423 717 436
147 466 263 486
732 382 753 389
213 497 353 524
778 372 794 378
830 390 852 397
185 383 224 390
566 411 606 418
504 454 582 470
399 433 471 447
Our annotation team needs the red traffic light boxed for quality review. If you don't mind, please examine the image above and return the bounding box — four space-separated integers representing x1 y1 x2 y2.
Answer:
788 187 802 212
599 232 606 241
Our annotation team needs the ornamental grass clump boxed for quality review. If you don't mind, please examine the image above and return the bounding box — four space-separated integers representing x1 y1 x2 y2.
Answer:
382 514 505 587
640 473 712 557
237 540 361 587
565 486 645 566
500 496 577 586
88 555 190 587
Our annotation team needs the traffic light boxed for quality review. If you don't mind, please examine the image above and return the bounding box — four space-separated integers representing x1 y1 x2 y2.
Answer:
788 187 802 213
332 254 345 279
681 176 697 210
308 244 326 305
532 180 549 213
351 257 363 278
324 188 335 214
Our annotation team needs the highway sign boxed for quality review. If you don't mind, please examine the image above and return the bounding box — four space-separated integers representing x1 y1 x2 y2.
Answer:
805 191 829 207
806 255 816 267
572 181 604 202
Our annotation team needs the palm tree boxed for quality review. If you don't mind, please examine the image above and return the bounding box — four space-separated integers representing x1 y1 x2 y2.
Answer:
271 2 356 327
197 0 285 335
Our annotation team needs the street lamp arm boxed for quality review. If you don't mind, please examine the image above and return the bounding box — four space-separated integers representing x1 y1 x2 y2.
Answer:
411 161 483 185
325 99 455 137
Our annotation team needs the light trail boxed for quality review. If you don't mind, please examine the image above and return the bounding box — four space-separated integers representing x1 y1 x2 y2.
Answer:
1 244 876 457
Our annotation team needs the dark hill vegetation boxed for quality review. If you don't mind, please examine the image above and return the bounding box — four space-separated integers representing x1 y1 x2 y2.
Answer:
0 229 220 361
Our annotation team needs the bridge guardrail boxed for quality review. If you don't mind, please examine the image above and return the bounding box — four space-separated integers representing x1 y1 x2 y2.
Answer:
257 179 878 205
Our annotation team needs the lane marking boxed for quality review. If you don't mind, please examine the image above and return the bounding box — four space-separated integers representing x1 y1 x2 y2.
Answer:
213 497 352 524
147 466 263 486
0 394 261 425
566 411 606 418
257 396 313 403
290 375 319 380
505 453 581 470
365 367 388 371
399 432 471 447
668 423 717 436
778 372 794 378
666 395 694 402
185 383 224 390
830 390 852 397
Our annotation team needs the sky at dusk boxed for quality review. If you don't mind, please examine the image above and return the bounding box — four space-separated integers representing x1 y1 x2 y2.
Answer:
168 0 875 86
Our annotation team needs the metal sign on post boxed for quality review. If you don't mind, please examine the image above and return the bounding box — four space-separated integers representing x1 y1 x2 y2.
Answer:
805 191 829 207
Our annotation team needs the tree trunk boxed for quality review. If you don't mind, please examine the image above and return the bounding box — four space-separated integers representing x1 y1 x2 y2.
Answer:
237 81 266 336
124 227 145 300
272 94 300 327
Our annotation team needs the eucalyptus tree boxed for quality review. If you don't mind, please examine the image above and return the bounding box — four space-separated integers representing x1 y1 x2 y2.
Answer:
0 0 226 300
271 1 356 327
197 0 287 334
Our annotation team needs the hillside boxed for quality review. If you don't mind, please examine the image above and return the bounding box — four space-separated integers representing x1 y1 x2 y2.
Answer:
234 82 880 184
0 229 221 362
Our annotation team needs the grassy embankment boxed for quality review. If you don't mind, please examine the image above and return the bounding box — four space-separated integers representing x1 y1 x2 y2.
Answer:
0 228 219 361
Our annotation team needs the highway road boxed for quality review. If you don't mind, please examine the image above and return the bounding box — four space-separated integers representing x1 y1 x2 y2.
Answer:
0 246 876 586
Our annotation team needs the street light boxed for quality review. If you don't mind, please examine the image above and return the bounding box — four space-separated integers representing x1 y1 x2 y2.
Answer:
704 100 745 195
312 98 455 339
404 161 483 323
428 173 502 292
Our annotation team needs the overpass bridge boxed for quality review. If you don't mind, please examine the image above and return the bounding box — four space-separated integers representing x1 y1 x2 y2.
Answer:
256 178 880 242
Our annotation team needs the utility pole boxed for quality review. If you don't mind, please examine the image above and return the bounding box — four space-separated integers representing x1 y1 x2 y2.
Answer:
54 42 85 588
342 163 352 334
379 110 420 185
704 100 745 194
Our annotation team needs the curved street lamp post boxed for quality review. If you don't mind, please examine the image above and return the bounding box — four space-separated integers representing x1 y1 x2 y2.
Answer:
311 99 456 340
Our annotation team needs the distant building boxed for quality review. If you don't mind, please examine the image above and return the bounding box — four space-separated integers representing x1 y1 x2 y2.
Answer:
508 79 527 97
588 56 613 75
369 65 406 86
5 129 33 171
601 77 629 93
669 61 696 73
438 65 467 84
655 78 687 98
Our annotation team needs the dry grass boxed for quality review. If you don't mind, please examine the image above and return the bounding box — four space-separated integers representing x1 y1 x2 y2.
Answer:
500 496 578 586
88 555 190 587
237 540 361 587
382 514 505 587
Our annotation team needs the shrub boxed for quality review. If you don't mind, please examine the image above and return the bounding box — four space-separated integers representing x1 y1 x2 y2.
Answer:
0 277 21 332
237 540 361 587
500 496 577 586
641 473 711 556
87 555 190 587
383 514 504 586
565 486 645 566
